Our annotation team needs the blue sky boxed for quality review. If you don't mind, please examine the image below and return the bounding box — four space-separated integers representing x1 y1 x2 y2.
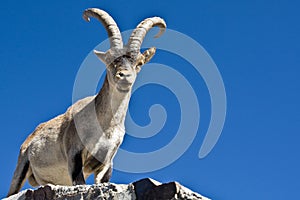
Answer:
1 0 300 199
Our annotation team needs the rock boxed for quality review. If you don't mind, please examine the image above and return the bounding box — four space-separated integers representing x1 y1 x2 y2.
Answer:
4 178 210 200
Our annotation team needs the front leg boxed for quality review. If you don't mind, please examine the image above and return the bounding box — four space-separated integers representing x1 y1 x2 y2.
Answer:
94 164 112 184
68 151 85 185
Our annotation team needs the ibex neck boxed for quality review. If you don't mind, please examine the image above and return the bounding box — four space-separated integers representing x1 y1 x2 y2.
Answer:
95 76 131 131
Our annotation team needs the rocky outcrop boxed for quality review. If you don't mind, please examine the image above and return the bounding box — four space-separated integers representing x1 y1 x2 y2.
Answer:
4 178 210 200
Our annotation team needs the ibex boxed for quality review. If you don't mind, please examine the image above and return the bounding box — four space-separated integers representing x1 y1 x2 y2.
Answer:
7 8 166 197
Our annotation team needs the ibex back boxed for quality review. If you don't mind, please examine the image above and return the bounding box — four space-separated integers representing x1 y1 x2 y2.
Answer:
7 8 166 197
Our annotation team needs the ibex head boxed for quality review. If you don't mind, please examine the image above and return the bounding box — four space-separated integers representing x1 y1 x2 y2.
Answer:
83 8 166 92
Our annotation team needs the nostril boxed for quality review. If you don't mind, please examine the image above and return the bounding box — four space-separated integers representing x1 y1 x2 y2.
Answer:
117 71 131 78
116 72 124 79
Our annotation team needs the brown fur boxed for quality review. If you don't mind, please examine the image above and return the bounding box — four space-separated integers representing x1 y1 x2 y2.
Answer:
7 8 166 197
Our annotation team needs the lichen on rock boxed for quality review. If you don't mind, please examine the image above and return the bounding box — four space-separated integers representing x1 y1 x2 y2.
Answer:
4 178 210 200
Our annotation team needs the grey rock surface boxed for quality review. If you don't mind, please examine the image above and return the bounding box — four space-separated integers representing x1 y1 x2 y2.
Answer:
4 178 210 200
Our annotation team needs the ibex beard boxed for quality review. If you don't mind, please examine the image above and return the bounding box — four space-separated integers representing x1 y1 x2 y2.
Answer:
7 8 166 197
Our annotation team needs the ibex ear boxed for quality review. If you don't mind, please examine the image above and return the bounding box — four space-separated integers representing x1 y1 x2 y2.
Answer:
142 47 156 64
94 50 106 64
136 47 156 72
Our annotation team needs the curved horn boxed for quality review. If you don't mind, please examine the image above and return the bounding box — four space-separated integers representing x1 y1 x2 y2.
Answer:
83 8 123 48
127 17 166 52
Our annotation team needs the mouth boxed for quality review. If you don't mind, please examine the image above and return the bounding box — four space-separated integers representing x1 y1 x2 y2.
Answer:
117 86 131 93
116 82 132 93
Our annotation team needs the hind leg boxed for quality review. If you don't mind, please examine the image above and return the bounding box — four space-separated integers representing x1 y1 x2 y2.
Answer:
7 150 30 197
28 172 39 187
68 151 85 185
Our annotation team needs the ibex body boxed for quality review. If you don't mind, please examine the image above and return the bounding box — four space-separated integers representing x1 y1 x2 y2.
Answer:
7 8 166 197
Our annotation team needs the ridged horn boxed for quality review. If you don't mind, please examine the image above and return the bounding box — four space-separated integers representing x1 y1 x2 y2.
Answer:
127 17 166 52
83 8 123 48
